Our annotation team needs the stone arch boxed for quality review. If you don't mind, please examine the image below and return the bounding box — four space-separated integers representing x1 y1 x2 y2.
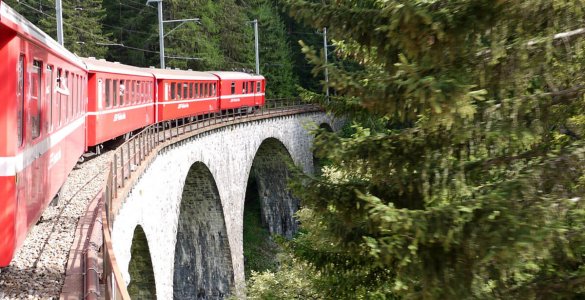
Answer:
127 225 157 299
319 122 333 132
313 123 334 175
173 162 234 299
247 138 299 239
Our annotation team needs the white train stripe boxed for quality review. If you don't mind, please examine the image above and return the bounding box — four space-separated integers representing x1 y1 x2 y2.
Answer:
87 103 154 116
0 116 85 177
160 97 217 106
0 157 17 178
220 93 257 100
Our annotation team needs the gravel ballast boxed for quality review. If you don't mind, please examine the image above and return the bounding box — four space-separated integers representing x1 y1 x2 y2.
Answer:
0 152 112 300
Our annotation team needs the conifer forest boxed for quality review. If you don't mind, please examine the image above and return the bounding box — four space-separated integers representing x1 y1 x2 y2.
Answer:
8 0 585 298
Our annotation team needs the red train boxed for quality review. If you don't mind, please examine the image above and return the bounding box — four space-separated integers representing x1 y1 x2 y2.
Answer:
0 2 265 267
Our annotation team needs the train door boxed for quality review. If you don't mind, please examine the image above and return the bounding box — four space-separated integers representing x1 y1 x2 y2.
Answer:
15 54 29 233
28 59 44 221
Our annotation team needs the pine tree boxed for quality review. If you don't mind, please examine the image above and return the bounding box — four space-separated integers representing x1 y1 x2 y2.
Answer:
4 0 107 57
60 0 108 57
247 0 298 98
248 1 585 298
102 0 159 67
3 0 54 33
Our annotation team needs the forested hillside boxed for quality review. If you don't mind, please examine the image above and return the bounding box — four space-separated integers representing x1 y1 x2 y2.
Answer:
4 0 318 98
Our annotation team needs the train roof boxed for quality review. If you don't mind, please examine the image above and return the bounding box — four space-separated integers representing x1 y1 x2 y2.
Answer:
0 2 85 70
81 57 154 77
148 68 218 81
210 72 258 80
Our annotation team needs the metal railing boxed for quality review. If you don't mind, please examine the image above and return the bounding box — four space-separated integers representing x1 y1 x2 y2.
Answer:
82 99 319 299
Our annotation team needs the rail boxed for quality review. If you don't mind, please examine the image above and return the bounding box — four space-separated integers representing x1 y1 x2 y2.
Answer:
81 98 320 299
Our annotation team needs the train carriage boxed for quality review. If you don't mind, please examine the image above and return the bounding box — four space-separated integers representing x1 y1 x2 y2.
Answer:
212 72 261 113
0 2 87 267
150 68 220 122
83 58 156 151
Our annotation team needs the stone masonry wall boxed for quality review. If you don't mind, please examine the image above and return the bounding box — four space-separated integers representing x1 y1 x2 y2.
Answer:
111 112 344 299
173 162 234 299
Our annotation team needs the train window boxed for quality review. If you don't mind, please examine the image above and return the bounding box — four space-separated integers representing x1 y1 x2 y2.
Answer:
183 83 188 99
242 82 246 94
231 82 235 94
129 80 134 104
31 60 42 139
78 76 82 115
70 72 74 119
78 76 81 115
257 81 261 93
46 66 53 132
136 80 140 103
136 82 140 103
194 83 198 98
136 81 141 103
75 74 78 116
63 71 68 121
113 80 118 106
17 55 24 147
147 82 152 102
62 71 68 121
73 75 77 116
105 79 111 107
66 71 71 120
136 81 140 103
140 82 144 103
65 72 75 120
119 80 125 105
189 83 193 98
171 82 176 100
72 74 76 117
57 68 62 126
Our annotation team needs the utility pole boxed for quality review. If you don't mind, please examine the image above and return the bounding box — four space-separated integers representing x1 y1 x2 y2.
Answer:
323 27 329 98
156 0 165 69
146 0 200 69
253 19 260 74
146 0 165 69
56 0 64 45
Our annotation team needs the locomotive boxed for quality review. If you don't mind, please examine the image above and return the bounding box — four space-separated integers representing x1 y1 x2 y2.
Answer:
0 1 265 267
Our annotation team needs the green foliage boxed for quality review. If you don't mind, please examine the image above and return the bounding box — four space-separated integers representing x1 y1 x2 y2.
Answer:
102 0 159 66
246 251 322 300
5 0 108 57
243 188 280 279
248 0 299 98
246 0 585 299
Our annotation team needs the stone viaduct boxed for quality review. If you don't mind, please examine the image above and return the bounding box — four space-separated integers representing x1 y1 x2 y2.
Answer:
108 111 343 299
